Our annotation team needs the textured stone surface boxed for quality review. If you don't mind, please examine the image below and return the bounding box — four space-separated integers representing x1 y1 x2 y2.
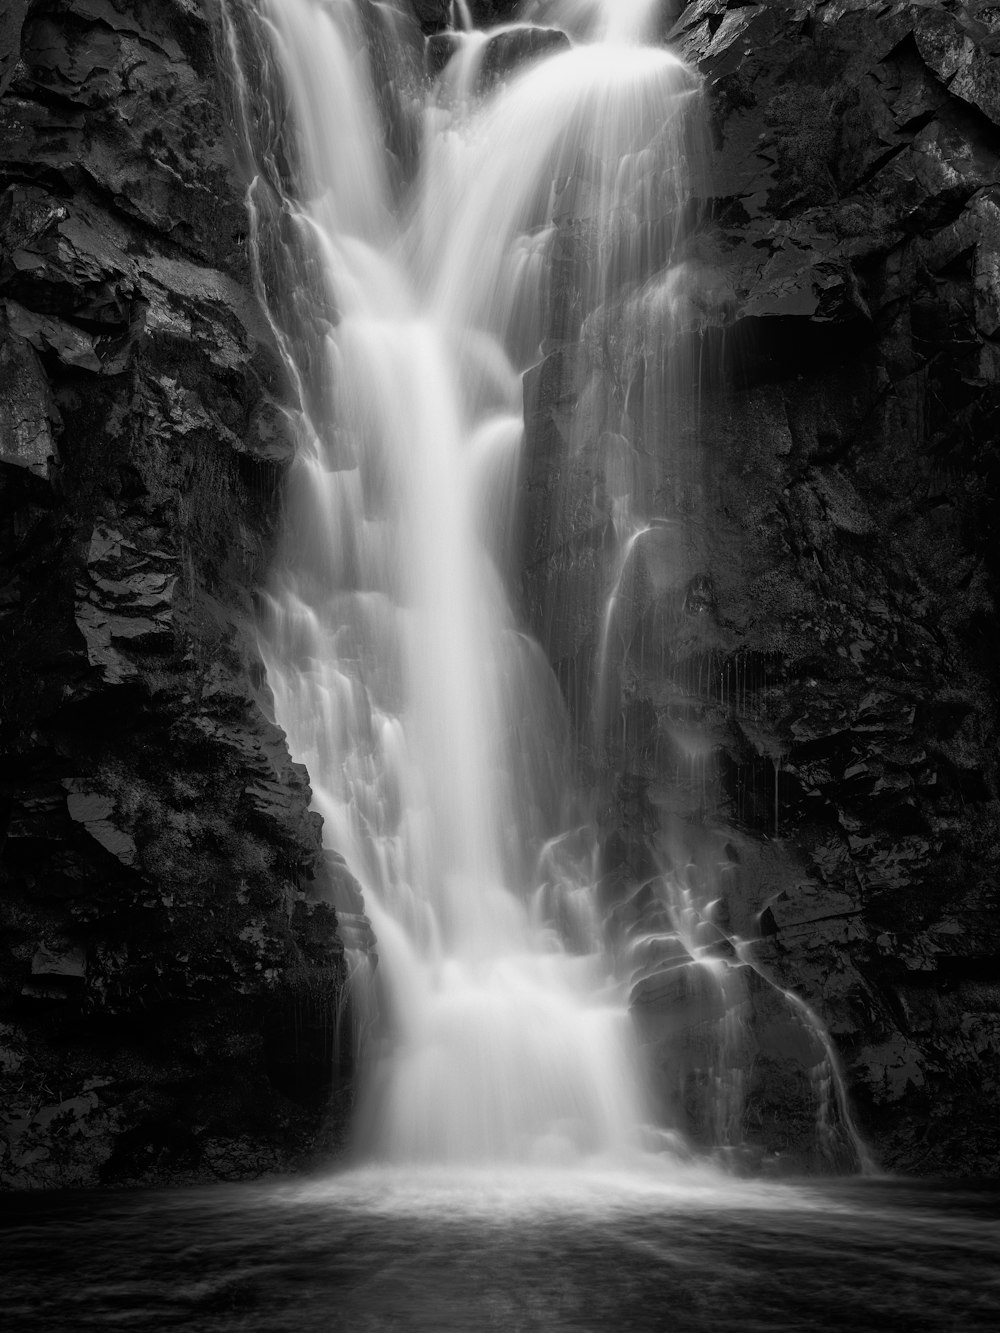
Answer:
685 0 1000 1176
411 0 453 35
518 0 1000 1172
0 0 349 1189
476 24 571 87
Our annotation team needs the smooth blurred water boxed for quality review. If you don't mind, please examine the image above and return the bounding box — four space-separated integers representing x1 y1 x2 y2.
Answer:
226 0 708 1167
4 1174 999 1331
222 0 871 1173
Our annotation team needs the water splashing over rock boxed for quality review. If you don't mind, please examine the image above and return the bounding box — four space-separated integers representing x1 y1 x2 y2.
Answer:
223 0 870 1174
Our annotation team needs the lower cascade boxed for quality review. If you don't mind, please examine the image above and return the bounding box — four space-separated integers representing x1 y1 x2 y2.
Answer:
223 0 869 1172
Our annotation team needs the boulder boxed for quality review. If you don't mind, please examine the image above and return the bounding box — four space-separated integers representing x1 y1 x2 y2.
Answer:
477 25 571 89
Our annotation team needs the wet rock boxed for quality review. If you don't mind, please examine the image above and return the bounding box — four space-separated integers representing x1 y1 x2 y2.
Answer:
426 31 461 78
466 0 521 25
697 1 1000 1172
513 0 1000 1172
0 319 59 476
477 25 570 89
631 959 728 1035
0 1 26 93
411 0 452 36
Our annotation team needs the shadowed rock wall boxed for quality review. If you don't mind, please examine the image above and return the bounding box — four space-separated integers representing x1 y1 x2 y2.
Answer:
520 0 999 1172
687 0 1000 1174
0 0 351 1188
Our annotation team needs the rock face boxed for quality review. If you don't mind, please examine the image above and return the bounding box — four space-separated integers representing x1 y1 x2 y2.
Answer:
687 0 1000 1176
522 0 1000 1173
476 24 571 86
466 0 525 25
0 0 350 1188
411 0 454 35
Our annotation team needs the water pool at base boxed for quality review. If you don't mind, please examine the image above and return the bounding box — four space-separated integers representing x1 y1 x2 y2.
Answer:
5 1173 999 1331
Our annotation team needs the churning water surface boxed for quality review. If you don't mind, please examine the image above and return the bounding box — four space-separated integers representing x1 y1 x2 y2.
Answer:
4 1171 1000 1331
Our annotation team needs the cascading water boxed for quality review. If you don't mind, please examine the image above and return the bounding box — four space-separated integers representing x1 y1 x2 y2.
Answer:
523 0 663 44
224 0 871 1173
223 0 695 1166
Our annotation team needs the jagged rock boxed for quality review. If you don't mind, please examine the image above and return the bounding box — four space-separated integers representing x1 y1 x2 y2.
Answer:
0 319 58 475
512 0 1000 1172
0 2 27 94
64 786 137 866
691 0 1000 1173
5 0 246 267
426 31 461 77
466 0 521 24
411 0 452 36
21 942 86 999
631 959 728 1033
477 26 571 89
0 0 350 1190
427 18 569 85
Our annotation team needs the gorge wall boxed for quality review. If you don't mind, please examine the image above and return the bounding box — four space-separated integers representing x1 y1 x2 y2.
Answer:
566 0 998 1174
0 0 352 1188
682 0 1000 1175
1 0 998 1185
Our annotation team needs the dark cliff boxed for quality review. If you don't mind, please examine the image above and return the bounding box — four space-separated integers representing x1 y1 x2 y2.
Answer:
687 0 1000 1175
0 0 348 1188
522 0 1000 1174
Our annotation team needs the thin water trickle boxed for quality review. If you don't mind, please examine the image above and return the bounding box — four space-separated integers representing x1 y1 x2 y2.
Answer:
451 0 473 33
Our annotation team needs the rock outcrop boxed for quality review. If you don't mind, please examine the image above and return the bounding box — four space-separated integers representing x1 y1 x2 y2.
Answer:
522 0 1000 1173
0 0 350 1188
688 0 1000 1176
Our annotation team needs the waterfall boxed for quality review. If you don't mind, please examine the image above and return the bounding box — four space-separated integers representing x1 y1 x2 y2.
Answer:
224 0 870 1173
522 0 663 44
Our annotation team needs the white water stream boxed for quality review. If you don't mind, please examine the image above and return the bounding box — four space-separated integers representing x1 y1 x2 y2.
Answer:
225 0 869 1173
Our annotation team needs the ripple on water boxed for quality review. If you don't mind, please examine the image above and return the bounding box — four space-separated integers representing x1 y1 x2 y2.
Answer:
3 1174 998 1333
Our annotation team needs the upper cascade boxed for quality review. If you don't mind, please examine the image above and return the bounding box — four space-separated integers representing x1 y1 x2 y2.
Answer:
520 0 664 44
